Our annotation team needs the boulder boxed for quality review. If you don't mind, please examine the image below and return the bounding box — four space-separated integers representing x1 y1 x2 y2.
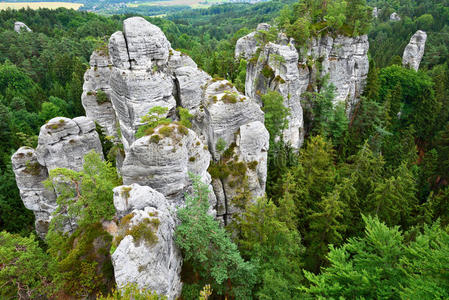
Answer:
111 184 182 299
35 117 103 171
11 147 56 238
402 30 427 71
390 12 401 21
82 50 119 139
14 21 31 33
121 124 215 209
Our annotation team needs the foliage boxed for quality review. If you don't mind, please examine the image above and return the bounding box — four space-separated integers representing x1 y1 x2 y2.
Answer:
279 0 372 47
303 216 449 299
136 106 171 139
44 151 121 230
175 174 257 298
234 197 304 299
177 107 193 128
97 283 166 300
0 231 56 299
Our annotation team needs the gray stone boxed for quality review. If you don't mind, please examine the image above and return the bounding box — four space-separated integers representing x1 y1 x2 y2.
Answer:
402 30 427 71
14 21 31 33
123 16 171 69
112 186 182 299
237 25 370 147
35 117 103 171
82 50 119 139
390 12 401 21
11 147 56 238
121 125 215 209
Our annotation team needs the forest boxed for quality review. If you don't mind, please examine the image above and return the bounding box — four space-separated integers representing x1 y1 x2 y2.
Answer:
1 0 449 299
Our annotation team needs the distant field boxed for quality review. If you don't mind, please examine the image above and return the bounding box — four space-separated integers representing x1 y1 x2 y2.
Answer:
0 2 83 10
128 0 225 9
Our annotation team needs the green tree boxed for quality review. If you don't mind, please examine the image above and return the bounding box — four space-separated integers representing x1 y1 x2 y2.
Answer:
0 231 56 299
235 197 304 299
175 174 256 299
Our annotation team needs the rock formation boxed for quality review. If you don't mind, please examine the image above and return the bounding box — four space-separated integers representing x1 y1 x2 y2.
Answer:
11 147 56 238
11 117 103 236
121 124 216 210
35 117 103 171
80 17 268 220
112 184 182 299
14 21 31 33
402 30 427 71
13 16 270 297
372 7 379 18
236 25 369 148
390 12 401 21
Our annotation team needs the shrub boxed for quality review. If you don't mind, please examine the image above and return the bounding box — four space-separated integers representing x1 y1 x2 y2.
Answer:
96 90 109 104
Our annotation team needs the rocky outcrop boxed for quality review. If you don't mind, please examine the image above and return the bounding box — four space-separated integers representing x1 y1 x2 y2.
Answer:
14 21 31 33
390 12 401 21
108 17 176 150
11 147 56 238
121 124 216 210
372 7 379 18
35 117 103 171
82 50 118 138
111 184 182 299
402 30 427 71
236 26 369 148
11 117 103 236
79 17 269 219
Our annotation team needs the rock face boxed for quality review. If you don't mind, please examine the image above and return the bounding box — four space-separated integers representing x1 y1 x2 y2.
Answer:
236 26 369 148
82 50 119 138
11 117 103 236
79 17 269 219
14 21 31 33
121 124 216 210
390 12 401 21
11 147 56 238
402 30 427 71
372 7 379 18
35 117 103 171
111 184 182 300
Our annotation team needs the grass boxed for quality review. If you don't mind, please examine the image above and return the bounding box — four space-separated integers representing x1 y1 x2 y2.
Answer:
0 2 83 10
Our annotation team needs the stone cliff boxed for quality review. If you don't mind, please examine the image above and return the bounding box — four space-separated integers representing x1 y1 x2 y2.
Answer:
236 24 369 148
402 30 427 71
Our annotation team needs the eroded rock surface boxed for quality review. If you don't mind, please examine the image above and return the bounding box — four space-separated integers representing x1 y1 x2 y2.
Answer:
111 184 182 299
402 30 427 71
11 117 103 236
14 21 31 33
35 117 103 171
236 26 369 148
11 147 56 238
121 124 215 209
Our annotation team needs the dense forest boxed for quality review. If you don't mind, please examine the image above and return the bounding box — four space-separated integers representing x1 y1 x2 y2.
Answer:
1 0 449 299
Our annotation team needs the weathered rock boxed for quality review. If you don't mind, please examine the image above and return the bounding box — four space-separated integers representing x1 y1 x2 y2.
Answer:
11 147 56 238
402 30 427 71
35 117 103 171
123 17 171 69
121 124 215 209
390 12 401 21
113 183 167 218
237 25 369 147
304 35 370 109
82 50 119 138
112 185 182 299
14 21 31 33
372 7 379 18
